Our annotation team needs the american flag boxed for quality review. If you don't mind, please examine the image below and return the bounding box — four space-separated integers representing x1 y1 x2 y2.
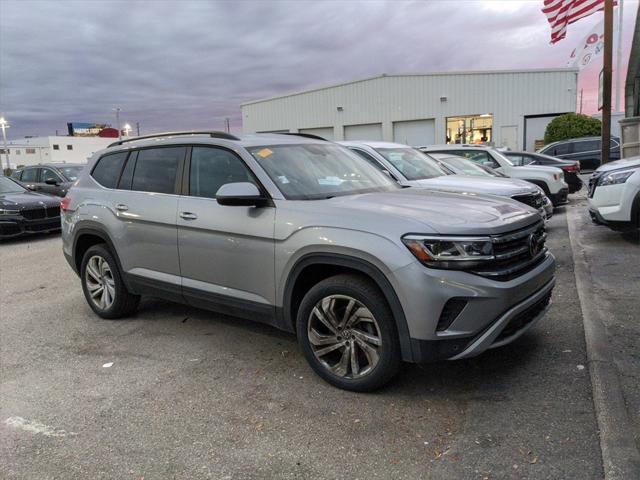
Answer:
542 0 615 44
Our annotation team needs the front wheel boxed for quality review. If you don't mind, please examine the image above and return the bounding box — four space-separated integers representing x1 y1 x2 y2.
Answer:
296 274 401 392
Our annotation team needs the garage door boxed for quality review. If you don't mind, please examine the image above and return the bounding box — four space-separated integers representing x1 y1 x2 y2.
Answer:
299 127 335 140
524 115 563 152
344 123 383 141
392 119 435 147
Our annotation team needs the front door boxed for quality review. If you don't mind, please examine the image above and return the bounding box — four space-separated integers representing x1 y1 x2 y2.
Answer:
177 145 276 320
39 167 64 196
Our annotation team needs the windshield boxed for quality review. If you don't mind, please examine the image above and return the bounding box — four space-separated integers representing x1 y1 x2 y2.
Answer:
439 156 494 177
247 143 398 200
375 148 447 180
491 149 514 166
59 166 83 181
0 176 27 194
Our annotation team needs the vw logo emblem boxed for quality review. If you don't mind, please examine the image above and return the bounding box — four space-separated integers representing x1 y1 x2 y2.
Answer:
528 233 541 258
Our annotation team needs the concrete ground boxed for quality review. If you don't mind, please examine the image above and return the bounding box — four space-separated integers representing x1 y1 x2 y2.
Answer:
567 191 640 450
0 210 604 479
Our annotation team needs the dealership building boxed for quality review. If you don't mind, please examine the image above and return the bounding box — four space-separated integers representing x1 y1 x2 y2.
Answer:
241 68 578 151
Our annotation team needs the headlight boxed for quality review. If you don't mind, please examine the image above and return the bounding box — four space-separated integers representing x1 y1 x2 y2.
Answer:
597 168 637 186
0 207 20 215
402 235 494 269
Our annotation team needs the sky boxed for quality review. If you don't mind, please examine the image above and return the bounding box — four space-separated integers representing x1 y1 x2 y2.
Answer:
0 0 638 139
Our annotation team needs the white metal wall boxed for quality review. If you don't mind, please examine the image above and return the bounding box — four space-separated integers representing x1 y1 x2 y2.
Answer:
242 69 578 148
344 123 383 141
299 127 335 140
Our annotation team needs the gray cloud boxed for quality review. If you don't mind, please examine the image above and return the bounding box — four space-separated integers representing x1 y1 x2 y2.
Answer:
0 0 637 138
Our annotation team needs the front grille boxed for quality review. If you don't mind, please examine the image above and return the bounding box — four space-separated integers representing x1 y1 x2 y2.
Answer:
25 218 60 232
0 222 21 236
470 220 548 281
511 192 544 210
20 207 46 220
46 206 60 218
588 172 602 198
495 291 552 342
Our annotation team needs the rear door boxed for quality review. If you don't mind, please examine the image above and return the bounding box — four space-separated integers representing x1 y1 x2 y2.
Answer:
177 145 276 320
565 139 599 170
92 147 185 301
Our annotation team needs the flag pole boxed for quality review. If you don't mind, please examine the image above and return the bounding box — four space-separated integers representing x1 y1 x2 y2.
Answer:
601 0 614 165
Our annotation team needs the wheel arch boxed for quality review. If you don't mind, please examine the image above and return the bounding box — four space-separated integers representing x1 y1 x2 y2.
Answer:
283 253 413 362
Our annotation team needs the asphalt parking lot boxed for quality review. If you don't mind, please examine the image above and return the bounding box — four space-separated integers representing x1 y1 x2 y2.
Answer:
0 204 620 479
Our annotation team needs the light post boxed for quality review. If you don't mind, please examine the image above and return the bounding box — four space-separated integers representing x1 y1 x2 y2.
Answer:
113 107 121 140
123 123 132 137
0 117 10 171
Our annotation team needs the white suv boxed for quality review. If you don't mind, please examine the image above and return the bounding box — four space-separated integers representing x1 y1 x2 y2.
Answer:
422 145 569 206
588 156 640 231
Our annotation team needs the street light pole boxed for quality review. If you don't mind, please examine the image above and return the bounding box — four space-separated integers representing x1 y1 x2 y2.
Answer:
114 107 121 140
0 117 10 171
602 0 614 165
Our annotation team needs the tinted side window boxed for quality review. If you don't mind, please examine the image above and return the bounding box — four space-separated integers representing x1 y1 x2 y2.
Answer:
132 147 184 194
41 167 62 182
350 148 383 168
91 152 128 188
21 168 38 182
451 150 499 169
553 143 572 155
506 154 525 166
189 147 255 199
117 152 137 190
574 140 599 153
11 170 22 180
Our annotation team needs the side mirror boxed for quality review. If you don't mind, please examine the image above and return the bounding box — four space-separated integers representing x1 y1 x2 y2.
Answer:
216 182 267 207
45 177 59 186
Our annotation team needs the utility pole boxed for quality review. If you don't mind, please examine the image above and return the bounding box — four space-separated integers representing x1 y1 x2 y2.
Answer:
601 0 614 165
0 117 9 171
225 117 230 133
136 122 140 136
615 0 624 113
114 107 122 140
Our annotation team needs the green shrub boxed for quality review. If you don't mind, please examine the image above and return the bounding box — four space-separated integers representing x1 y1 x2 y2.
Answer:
544 113 602 144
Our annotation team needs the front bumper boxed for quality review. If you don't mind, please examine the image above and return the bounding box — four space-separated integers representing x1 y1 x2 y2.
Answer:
549 188 569 206
0 216 61 238
391 252 556 363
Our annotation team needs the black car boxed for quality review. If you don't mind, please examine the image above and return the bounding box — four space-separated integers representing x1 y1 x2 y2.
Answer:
503 151 582 193
0 176 62 239
537 136 620 172
11 163 85 197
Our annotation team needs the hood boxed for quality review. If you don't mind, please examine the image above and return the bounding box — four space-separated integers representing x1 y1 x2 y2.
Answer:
406 175 539 197
317 188 539 235
595 156 640 173
0 191 60 209
513 164 563 176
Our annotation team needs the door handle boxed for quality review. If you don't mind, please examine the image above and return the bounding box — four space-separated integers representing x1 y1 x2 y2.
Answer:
180 212 198 220
115 204 129 211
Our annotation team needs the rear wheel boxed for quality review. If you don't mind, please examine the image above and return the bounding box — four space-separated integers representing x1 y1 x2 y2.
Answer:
81 244 139 319
296 274 401 392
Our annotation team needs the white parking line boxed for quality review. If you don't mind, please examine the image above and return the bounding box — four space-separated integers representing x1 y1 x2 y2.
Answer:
4 416 75 437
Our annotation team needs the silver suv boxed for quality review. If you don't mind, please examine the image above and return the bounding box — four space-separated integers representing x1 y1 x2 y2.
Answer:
61 131 556 391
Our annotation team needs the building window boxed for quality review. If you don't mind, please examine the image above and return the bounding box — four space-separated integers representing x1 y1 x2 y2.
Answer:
26 148 36 154
446 114 493 145
66 145 73 150
53 144 60 150
0 149 7 154
15 149 21 155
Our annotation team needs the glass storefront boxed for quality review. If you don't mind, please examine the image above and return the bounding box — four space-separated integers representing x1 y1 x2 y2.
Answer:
446 114 493 145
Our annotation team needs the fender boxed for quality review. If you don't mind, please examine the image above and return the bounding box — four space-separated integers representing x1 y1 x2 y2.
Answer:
282 253 414 362
522 179 550 195
71 223 135 291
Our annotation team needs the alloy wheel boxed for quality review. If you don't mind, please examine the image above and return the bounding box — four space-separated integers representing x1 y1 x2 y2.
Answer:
307 294 382 379
85 255 115 310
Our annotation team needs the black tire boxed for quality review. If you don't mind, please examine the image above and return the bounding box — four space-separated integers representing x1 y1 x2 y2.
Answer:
296 274 401 392
80 244 139 319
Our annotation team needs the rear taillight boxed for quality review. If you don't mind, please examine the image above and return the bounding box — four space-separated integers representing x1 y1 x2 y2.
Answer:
60 196 71 213
562 165 579 173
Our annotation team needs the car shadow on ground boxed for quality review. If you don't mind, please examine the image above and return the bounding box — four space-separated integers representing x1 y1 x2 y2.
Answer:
131 296 542 396
0 231 61 246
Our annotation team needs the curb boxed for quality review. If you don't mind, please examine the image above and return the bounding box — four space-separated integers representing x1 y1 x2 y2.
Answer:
565 200 640 480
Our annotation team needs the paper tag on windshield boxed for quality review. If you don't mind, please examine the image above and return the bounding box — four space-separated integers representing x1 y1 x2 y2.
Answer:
256 148 273 158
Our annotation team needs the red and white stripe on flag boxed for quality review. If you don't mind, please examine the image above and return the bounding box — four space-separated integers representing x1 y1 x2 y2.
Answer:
542 0 615 44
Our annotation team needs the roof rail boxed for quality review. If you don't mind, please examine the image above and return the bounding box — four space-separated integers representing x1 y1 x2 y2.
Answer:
279 132 328 141
108 131 240 147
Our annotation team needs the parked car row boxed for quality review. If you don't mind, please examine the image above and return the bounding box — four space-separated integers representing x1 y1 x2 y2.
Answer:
59 131 557 391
